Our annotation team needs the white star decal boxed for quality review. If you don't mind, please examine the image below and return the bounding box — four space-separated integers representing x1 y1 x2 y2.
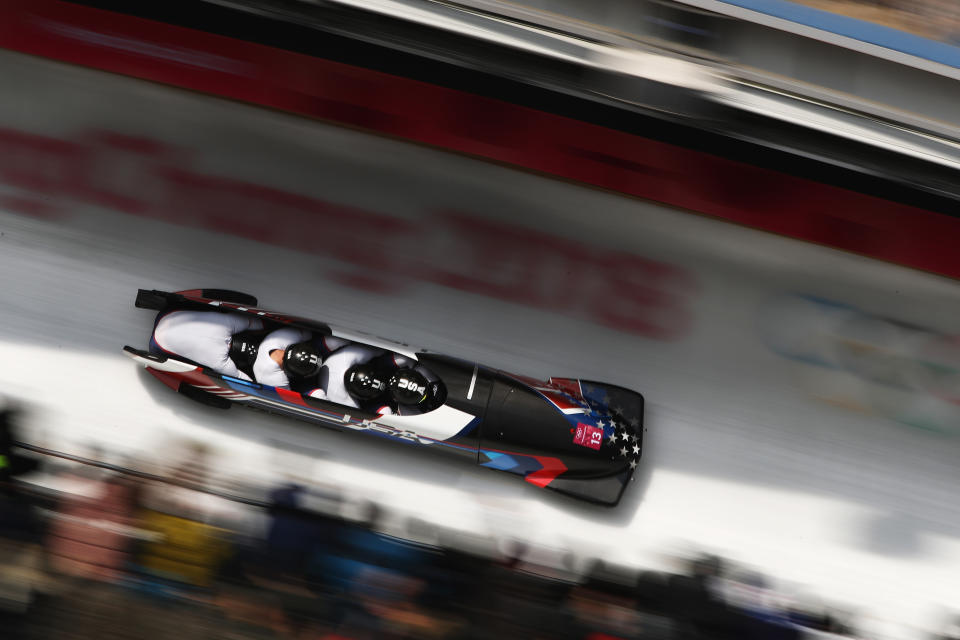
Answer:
629 459 637 470
596 419 606 429
607 431 618 444
632 444 640 455
620 446 628 456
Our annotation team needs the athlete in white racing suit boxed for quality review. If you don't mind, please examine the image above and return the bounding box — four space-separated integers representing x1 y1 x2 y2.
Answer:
253 327 313 389
153 311 336 390
309 349 442 415
255 332 352 389
307 344 386 409
377 355 442 415
154 311 439 408
153 310 264 381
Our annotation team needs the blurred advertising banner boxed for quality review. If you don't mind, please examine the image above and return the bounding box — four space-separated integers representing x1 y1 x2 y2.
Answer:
0 125 695 341
760 294 960 435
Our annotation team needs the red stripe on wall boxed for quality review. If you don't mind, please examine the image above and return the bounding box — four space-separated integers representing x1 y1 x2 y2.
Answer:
1 0 959 278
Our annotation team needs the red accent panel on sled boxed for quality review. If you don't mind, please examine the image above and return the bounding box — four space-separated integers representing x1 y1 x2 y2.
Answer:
548 377 584 401
175 289 206 299
524 456 568 488
276 388 309 407
147 368 181 390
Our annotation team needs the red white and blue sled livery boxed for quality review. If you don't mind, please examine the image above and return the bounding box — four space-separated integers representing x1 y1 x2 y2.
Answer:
124 289 644 506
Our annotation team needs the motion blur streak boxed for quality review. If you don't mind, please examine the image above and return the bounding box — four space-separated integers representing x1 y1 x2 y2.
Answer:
2 1 960 279
0 10 959 640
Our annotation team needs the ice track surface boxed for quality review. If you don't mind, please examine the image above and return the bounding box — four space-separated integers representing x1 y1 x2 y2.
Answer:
0 50 959 638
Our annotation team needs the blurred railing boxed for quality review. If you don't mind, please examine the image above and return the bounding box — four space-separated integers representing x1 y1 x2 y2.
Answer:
411 0 960 139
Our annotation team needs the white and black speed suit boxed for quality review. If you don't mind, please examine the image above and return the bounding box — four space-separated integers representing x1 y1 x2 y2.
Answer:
152 310 263 381
376 355 440 416
306 344 386 410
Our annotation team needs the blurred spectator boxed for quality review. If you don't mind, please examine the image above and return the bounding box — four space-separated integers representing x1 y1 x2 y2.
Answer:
135 509 231 588
0 408 40 488
662 554 805 640
309 501 457 638
134 444 236 590
264 483 340 577
718 568 790 624
0 407 46 639
1 434 883 640
45 466 139 583
0 498 44 639
234 482 343 636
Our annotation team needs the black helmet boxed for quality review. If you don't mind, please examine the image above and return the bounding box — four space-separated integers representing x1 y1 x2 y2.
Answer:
228 330 261 370
345 364 387 401
283 341 321 379
388 368 430 406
